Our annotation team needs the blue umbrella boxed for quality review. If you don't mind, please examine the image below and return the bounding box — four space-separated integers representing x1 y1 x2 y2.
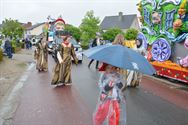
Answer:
83 44 156 75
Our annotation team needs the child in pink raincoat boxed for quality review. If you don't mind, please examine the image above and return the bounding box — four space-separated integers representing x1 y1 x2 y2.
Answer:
93 64 126 125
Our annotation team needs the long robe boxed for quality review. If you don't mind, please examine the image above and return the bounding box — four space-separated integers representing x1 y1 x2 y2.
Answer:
126 46 146 87
51 42 78 85
35 41 48 71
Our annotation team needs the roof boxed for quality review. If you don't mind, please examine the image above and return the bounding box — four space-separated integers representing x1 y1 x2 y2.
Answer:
27 22 45 30
100 14 137 30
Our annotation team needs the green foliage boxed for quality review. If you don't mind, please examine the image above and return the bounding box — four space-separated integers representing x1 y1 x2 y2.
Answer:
1 19 24 39
65 24 82 41
80 10 100 47
102 28 123 42
0 40 2 46
80 33 91 49
11 40 17 48
124 28 138 40
11 40 22 53
0 49 3 62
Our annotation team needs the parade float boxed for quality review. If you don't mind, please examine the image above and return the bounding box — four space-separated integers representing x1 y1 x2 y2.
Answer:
137 0 188 83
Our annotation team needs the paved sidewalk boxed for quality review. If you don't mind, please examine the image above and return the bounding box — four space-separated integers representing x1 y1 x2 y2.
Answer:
0 49 34 103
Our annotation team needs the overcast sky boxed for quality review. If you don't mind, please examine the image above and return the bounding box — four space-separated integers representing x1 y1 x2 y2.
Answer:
0 0 139 26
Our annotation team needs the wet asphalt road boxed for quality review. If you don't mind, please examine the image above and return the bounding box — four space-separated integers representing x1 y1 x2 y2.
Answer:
72 58 188 125
11 56 188 125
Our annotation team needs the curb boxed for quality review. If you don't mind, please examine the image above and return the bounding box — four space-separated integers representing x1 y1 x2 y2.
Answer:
144 75 188 89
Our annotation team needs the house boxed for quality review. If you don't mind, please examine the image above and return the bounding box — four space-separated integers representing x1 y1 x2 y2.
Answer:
22 22 32 29
100 12 140 32
25 22 45 38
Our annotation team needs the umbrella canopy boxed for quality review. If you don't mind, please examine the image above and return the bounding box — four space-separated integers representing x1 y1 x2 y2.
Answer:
83 44 156 75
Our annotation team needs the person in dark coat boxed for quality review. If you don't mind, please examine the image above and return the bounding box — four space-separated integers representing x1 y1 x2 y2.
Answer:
4 38 13 59
88 38 100 69
25 38 30 49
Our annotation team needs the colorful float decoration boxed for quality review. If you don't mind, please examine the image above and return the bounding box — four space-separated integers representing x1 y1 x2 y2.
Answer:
138 0 188 83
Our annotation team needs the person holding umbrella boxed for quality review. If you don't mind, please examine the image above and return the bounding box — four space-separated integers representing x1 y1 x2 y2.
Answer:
93 63 126 125
84 42 155 125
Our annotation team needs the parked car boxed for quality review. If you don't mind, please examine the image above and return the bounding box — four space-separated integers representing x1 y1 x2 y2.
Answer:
48 37 83 63
48 31 54 42
47 41 53 54
70 38 83 63
31 36 41 45
47 31 55 54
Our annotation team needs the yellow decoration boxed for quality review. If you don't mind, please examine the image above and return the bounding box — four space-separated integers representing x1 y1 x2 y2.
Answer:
123 40 136 49
151 61 188 73
180 0 187 9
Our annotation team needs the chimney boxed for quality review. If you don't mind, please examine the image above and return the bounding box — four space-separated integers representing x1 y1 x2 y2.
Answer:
27 22 32 27
119 12 123 21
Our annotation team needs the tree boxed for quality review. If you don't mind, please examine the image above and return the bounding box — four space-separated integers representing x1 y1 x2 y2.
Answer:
80 10 100 47
102 28 123 42
1 19 24 39
65 24 82 41
124 28 139 40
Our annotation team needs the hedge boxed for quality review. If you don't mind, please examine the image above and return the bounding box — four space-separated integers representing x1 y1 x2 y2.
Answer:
11 40 22 53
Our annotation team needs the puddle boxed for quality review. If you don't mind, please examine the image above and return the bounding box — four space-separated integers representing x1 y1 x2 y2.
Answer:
0 78 6 81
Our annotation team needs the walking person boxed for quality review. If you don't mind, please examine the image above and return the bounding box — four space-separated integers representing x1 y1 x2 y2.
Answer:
112 34 128 90
51 35 78 86
125 38 147 87
4 38 13 59
93 64 126 125
25 38 30 50
29 39 32 49
88 37 100 69
112 34 124 45
34 38 48 72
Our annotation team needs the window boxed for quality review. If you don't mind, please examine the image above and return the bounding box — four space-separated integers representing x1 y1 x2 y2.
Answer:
165 10 176 30
144 8 151 26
